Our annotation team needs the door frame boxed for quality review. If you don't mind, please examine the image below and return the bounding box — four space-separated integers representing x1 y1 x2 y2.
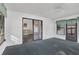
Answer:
22 17 43 43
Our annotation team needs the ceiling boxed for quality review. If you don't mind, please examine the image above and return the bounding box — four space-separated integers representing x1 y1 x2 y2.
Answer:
5 3 79 19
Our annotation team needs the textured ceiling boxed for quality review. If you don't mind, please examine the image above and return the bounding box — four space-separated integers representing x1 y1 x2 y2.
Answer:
5 3 79 19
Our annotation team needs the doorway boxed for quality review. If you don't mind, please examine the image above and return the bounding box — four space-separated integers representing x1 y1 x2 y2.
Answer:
22 17 43 43
66 19 77 42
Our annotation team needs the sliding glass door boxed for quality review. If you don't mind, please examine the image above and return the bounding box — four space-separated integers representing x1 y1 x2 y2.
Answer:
22 18 43 43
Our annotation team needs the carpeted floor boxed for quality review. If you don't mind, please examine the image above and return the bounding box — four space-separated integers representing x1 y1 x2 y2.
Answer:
2 38 79 55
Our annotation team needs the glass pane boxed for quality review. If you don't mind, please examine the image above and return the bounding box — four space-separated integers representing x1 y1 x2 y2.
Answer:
23 19 33 42
34 20 42 40
68 29 71 34
72 26 76 28
67 26 71 28
72 29 75 34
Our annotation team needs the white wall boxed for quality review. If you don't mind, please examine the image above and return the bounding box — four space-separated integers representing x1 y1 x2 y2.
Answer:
6 10 55 44
0 10 55 54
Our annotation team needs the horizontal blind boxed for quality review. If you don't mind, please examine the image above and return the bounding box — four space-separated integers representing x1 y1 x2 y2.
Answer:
56 20 66 27
67 18 77 25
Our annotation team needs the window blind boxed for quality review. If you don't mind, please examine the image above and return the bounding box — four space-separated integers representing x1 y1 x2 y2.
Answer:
56 20 66 27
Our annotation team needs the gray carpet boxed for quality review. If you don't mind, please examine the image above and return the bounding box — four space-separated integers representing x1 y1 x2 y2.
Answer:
2 38 79 55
